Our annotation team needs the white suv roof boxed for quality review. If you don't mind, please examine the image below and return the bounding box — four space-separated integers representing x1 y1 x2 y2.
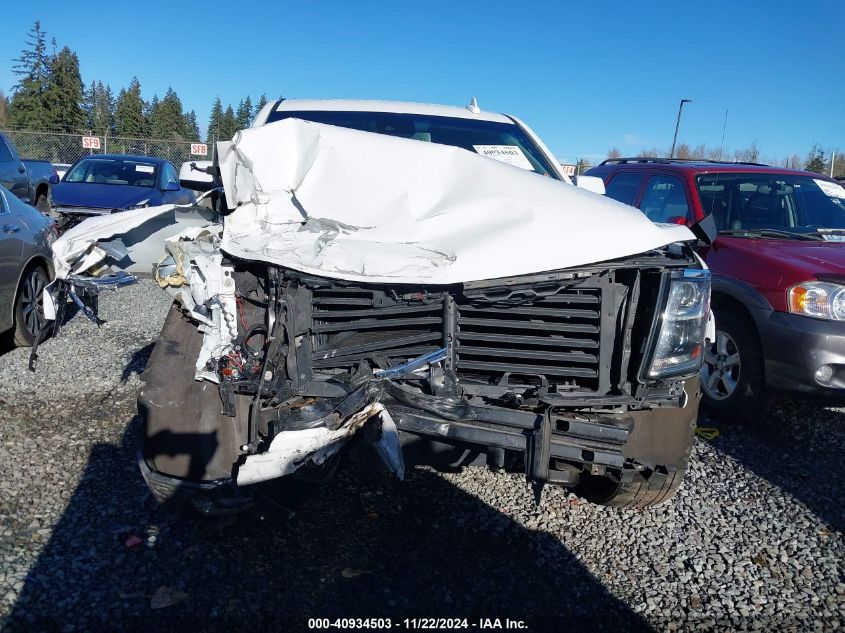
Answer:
253 98 513 127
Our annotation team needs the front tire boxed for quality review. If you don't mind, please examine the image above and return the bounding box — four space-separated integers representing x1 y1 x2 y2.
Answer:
577 467 687 508
701 309 766 422
13 266 48 347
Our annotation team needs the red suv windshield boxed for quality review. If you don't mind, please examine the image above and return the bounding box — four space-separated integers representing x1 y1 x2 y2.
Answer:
696 172 845 234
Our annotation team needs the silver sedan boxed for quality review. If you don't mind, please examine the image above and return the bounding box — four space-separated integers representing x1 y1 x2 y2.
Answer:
0 185 56 346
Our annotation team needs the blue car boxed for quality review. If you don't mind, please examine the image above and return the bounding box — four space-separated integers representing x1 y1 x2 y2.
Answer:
51 154 195 231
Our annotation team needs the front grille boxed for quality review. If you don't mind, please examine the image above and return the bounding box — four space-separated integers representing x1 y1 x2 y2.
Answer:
310 288 445 370
307 275 619 393
456 288 603 391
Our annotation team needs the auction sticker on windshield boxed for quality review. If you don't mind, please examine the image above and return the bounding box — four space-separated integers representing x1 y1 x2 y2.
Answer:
814 179 845 199
135 165 155 173
472 145 533 171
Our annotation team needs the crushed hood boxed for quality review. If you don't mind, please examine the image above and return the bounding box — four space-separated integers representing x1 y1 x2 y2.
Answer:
51 118 695 285
216 118 694 284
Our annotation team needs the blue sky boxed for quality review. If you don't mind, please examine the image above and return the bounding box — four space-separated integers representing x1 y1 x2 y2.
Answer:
2 1 843 163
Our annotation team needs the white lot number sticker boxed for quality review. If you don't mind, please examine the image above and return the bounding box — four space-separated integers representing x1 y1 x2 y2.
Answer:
814 179 845 199
473 145 534 171
135 164 155 174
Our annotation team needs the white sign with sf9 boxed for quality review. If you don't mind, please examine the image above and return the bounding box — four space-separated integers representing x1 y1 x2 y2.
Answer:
82 136 101 149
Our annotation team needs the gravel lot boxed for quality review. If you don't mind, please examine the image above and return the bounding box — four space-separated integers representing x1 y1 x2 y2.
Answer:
0 280 842 631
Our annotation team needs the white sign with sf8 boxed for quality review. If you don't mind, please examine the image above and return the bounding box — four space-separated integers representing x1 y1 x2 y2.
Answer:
190 143 208 156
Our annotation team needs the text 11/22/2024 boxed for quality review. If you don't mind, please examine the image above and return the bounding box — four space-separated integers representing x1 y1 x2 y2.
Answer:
307 618 529 630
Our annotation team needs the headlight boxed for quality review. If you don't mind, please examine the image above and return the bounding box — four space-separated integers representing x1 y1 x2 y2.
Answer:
127 199 150 210
646 268 711 379
788 281 845 321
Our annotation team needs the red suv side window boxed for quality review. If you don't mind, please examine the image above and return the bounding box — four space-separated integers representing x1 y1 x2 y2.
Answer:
640 174 691 224
605 172 643 205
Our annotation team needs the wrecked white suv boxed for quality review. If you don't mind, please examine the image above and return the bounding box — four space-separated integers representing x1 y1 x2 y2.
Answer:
44 99 712 514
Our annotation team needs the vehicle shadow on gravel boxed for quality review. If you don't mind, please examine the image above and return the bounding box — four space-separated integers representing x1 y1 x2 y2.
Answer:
4 420 651 632
701 401 845 533
121 343 155 383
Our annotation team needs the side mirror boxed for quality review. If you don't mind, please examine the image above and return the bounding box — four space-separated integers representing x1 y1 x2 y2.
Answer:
162 181 180 192
690 214 717 246
179 160 218 192
572 175 606 195
48 173 59 185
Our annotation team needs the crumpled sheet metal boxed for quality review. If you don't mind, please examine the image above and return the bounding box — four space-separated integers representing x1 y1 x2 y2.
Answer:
155 226 237 382
236 403 404 486
51 204 177 279
217 118 695 284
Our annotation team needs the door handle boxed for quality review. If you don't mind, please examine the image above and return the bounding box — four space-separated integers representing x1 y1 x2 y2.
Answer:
17 164 25 174
3 224 19 234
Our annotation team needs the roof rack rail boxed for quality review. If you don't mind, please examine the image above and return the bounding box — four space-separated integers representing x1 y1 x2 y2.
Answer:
598 157 768 167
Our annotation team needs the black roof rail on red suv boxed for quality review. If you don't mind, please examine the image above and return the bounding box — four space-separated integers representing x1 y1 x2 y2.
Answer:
598 157 768 167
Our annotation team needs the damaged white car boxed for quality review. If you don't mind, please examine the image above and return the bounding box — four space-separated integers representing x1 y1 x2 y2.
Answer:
42 99 714 514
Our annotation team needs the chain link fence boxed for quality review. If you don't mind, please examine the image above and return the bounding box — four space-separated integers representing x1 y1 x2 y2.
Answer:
0 128 210 170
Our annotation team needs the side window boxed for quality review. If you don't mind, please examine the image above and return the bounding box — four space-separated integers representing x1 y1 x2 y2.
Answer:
605 172 643 205
163 163 179 186
640 174 690 223
0 137 13 162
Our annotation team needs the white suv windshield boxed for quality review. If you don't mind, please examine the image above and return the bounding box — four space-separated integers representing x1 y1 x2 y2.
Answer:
265 110 559 177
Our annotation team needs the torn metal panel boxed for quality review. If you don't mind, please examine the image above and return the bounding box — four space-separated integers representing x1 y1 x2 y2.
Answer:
51 204 176 278
236 402 403 486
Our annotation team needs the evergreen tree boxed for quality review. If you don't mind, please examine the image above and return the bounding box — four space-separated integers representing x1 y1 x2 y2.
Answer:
235 96 253 129
0 91 8 127
219 105 237 140
145 94 159 132
86 82 115 135
183 110 200 140
149 87 187 140
100 84 115 134
9 20 50 128
805 144 828 174
206 96 223 143
84 80 97 127
114 77 145 137
255 93 268 115
43 46 85 131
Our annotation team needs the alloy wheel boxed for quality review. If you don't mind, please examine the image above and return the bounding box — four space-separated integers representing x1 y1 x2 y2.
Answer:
20 270 46 338
702 329 741 400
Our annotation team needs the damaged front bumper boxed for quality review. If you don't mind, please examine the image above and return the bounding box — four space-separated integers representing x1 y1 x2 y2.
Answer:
137 247 702 513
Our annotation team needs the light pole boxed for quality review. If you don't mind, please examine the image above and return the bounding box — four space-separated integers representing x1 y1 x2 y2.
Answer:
670 98 692 158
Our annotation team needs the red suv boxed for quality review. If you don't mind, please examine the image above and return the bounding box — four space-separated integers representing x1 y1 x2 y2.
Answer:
587 158 845 419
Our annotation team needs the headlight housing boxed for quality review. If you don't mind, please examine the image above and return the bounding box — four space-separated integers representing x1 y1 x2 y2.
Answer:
788 281 845 321
646 268 711 379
